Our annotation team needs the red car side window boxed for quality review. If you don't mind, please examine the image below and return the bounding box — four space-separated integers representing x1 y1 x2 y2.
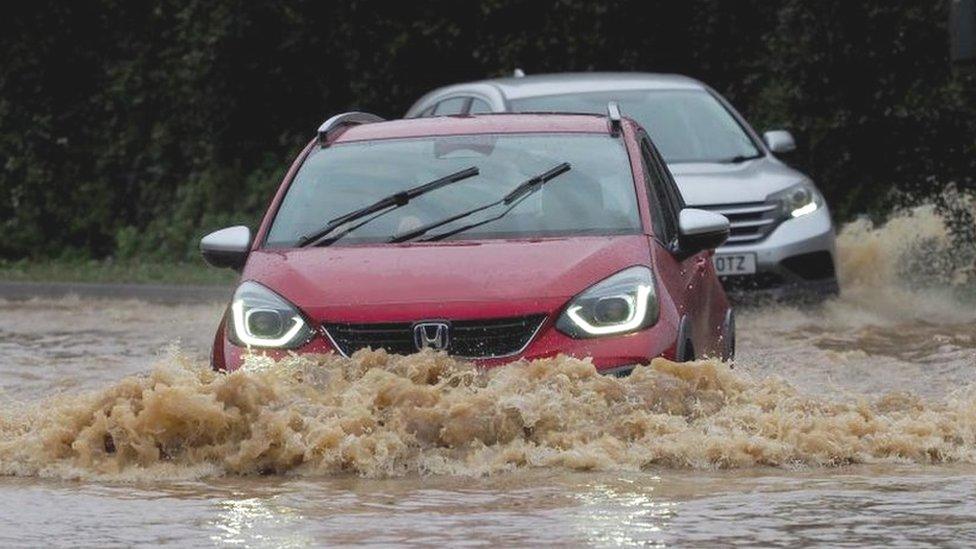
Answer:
640 137 678 245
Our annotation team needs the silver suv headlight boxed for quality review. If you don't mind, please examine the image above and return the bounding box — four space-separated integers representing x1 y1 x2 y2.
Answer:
229 281 312 349
556 266 659 338
769 183 822 219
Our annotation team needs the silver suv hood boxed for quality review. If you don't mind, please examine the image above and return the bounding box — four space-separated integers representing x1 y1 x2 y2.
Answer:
669 156 809 206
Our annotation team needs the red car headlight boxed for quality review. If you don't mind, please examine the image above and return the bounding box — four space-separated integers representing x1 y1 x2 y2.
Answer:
228 281 313 349
556 266 659 338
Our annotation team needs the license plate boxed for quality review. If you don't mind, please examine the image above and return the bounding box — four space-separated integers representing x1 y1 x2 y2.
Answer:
713 253 757 276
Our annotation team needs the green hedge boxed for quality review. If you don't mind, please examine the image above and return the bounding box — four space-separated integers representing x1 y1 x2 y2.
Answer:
1 0 973 261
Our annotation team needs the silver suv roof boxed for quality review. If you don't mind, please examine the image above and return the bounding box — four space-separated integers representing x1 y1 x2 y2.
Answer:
483 72 705 99
406 72 708 117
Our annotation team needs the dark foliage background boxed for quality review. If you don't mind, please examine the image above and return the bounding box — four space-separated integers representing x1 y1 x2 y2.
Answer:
1 0 973 261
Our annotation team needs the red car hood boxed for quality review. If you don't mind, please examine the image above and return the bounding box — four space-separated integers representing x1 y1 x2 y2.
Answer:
243 235 651 322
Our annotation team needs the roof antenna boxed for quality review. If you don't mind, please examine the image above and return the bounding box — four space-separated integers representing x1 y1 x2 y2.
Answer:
513 68 526 78
607 101 622 136
317 111 385 147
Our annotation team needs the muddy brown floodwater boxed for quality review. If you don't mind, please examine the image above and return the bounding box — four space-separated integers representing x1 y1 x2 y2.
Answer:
1 206 975 547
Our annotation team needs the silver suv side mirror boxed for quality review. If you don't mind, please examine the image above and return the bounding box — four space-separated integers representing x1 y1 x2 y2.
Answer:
677 208 729 255
200 225 252 270
763 130 796 153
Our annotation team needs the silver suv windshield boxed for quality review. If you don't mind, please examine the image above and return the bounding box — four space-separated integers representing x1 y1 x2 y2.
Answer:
511 90 762 163
265 133 641 247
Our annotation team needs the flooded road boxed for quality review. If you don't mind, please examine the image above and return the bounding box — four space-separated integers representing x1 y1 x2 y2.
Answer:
1 207 975 547
3 467 976 546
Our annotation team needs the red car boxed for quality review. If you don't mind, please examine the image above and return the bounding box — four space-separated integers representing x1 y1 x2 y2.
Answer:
202 107 734 375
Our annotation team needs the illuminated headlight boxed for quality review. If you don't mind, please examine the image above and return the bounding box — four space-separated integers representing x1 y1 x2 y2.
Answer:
769 183 822 219
556 266 659 338
228 281 312 349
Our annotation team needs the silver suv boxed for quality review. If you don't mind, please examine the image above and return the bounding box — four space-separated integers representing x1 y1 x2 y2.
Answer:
406 72 838 299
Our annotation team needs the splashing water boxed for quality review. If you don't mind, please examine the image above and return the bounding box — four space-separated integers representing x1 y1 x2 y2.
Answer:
4 348 976 481
0 204 974 481
833 203 976 323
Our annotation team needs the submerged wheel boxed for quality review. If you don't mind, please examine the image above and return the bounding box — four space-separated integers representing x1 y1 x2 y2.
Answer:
722 308 736 361
674 316 695 362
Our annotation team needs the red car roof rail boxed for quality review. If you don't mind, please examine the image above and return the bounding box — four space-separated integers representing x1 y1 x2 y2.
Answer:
607 101 622 137
318 111 385 146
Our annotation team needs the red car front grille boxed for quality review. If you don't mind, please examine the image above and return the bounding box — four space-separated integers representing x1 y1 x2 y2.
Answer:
323 314 547 358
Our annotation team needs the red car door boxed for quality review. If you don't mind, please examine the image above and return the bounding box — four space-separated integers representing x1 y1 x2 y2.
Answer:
637 135 711 360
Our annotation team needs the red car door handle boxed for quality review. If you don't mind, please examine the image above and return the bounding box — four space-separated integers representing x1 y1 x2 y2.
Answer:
695 256 709 275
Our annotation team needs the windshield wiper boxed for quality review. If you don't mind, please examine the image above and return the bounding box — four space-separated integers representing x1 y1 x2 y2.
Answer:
299 166 479 247
389 162 571 244
720 153 763 164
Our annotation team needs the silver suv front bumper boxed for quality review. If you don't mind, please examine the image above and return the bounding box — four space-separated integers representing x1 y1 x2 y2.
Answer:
710 203 839 300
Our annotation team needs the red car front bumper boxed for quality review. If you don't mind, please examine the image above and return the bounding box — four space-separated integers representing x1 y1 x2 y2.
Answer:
213 313 680 374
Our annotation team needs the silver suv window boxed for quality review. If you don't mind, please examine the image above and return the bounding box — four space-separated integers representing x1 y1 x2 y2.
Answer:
433 97 468 115
511 90 762 163
470 98 492 113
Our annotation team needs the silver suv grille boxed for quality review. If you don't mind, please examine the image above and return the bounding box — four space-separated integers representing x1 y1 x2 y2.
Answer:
695 202 780 244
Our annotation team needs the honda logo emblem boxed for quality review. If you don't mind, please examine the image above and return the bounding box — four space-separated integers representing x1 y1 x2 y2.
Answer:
413 322 450 351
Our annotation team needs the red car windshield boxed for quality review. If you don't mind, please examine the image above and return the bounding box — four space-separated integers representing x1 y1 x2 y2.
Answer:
265 133 642 247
